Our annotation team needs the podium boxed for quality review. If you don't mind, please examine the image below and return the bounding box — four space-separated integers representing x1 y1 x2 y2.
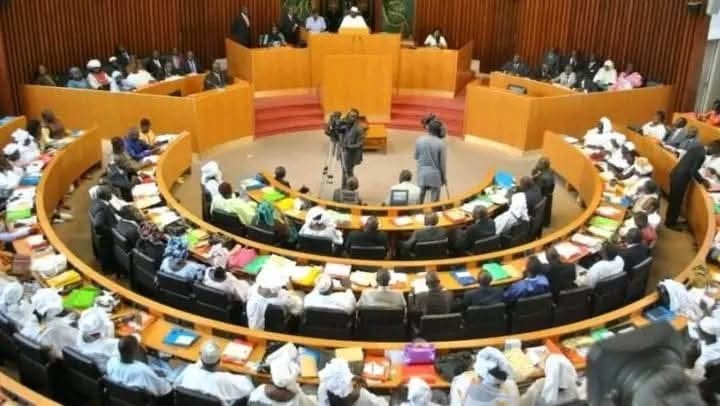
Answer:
321 55 392 122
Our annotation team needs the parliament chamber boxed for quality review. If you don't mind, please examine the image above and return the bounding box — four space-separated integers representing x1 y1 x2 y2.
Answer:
0 1 719 405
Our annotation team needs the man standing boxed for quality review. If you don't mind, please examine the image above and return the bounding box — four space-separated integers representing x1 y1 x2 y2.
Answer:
280 6 301 45
339 109 365 188
325 0 344 33
415 120 447 203
231 5 251 47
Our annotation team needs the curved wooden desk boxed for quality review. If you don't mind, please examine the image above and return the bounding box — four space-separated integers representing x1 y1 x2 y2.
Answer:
0 371 60 406
36 127 712 389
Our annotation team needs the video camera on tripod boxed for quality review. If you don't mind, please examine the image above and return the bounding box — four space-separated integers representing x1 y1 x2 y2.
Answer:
325 111 351 143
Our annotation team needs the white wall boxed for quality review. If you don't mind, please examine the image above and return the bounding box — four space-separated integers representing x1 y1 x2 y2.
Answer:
710 13 720 40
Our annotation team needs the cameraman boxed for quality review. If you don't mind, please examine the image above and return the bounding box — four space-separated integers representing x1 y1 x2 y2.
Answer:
339 109 365 188
415 116 447 203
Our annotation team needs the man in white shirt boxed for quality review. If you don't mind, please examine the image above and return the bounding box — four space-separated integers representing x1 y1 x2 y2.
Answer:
106 336 172 397
576 244 625 288
641 111 668 142
174 341 255 406
124 61 155 88
424 29 448 49
305 9 327 33
246 268 302 330
386 169 421 205
304 274 356 315
74 307 119 372
339 6 368 30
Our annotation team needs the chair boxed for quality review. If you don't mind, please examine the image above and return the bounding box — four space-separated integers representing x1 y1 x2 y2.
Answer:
463 303 507 338
156 272 194 312
470 235 502 255
348 245 387 260
131 248 159 295
265 304 292 333
501 220 530 249
193 283 245 325
246 223 276 245
416 313 464 340
62 346 105 403
112 228 133 275
297 235 334 256
509 293 554 333
700 359 720 406
174 386 222 406
528 198 547 240
299 308 354 339
14 333 58 396
413 239 449 259
626 257 652 302
553 287 592 325
389 189 409 206
337 190 360 204
355 308 407 341
201 186 212 222
105 379 152 406
592 273 628 315
0 312 17 362
210 210 246 236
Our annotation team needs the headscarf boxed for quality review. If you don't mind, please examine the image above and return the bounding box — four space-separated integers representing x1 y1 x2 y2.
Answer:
0 282 23 307
313 274 333 294
256 268 289 291
599 117 612 134
140 221 164 245
270 358 300 388
541 354 578 404
86 59 102 69
30 288 63 318
11 129 30 144
473 347 512 382
509 192 529 222
407 377 432 406
319 358 354 398
256 201 276 227
659 279 702 319
78 307 111 337
603 60 615 70
3 143 18 156
200 340 222 365
200 161 222 185
164 234 188 260
305 206 335 229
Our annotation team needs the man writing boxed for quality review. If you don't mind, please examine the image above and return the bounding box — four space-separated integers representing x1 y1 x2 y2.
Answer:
339 109 365 188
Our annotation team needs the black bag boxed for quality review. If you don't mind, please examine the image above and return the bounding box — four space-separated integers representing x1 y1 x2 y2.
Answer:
434 350 475 382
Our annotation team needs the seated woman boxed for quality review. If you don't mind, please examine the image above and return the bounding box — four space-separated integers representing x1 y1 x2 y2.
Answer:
520 354 580 405
423 28 448 49
494 192 529 236
86 59 111 90
202 266 250 302
200 161 223 197
641 111 668 142
450 347 519 405
20 288 78 359
299 206 343 246
159 233 206 282
0 282 32 329
263 25 287 47
34 65 56 86
66 66 90 89
611 63 643 91
211 182 257 225
251 201 297 246
592 60 617 91
699 99 720 127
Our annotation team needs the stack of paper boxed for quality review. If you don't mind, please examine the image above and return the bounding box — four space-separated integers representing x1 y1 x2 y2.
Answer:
327 210 351 225
444 208 467 223
291 266 322 286
571 233 603 249
350 271 376 287
222 340 254 365
596 206 621 218
393 216 412 227
388 271 408 287
413 214 426 224
324 263 352 279
142 155 159 165
240 177 264 191
109 196 130 211
132 183 159 198
461 199 492 214
587 226 615 239
412 277 428 293
554 242 582 261
155 134 177 144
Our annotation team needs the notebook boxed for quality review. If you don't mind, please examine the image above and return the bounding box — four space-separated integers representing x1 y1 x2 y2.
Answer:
163 328 200 347
243 255 270 275
444 208 467 223
262 188 286 202
221 340 255 365
450 269 475 286
482 263 510 281
589 216 620 231
644 306 675 323
324 263 352 279
401 364 437 383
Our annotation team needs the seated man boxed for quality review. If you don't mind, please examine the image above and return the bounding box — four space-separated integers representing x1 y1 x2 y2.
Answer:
20 289 78 359
298 206 343 246
345 216 388 254
305 8 327 33
423 28 448 49
409 271 453 316
246 269 302 330
593 60 617 91
641 111 668 142
333 176 361 204
618 228 651 275
303 274 357 315
201 161 223 197
455 206 495 253
502 54 529 77
339 6 368 30
203 266 250 302
90 186 118 271
386 169 421 205
262 25 287 47
174 341 254 405
124 61 155 88
115 205 143 249
543 247 577 295
66 66 90 89
494 192 529 236
462 271 503 309
576 244 625 288
106 336 172 398
86 59 111 90
211 182 257 225
357 269 406 311
401 212 447 257
124 127 158 161
274 166 290 188
203 61 228 90
502 256 550 304
138 118 156 146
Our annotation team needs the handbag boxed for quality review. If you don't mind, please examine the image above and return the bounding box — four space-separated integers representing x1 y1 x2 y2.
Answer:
403 342 437 365
227 246 257 269
434 350 474 381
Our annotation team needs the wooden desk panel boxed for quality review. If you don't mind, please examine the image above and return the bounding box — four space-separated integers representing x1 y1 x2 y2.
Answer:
225 38 253 84
249 47 311 92
135 74 205 96
489 72 574 97
398 48 459 97
464 83 534 150
0 116 26 147
322 55 393 122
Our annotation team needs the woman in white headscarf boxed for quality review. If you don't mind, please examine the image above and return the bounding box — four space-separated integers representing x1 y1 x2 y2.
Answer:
449 347 519 406
583 117 618 150
494 192 529 235
298 206 343 245
247 358 314 405
74 307 119 372
201 161 223 197
318 358 388 406
10 129 40 167
246 268 303 330
20 288 78 359
402 378 441 406
593 60 617 90
520 354 579 406
0 281 32 329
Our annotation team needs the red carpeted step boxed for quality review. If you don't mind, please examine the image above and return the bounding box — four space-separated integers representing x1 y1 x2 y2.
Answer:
255 117 326 137
254 94 321 109
256 105 324 122
392 95 466 111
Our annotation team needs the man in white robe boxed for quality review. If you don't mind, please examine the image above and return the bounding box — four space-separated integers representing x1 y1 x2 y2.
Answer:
339 6 368 30
303 274 356 315
74 307 119 372
19 288 78 359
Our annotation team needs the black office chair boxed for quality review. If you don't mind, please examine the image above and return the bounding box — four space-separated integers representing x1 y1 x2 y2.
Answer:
626 257 652 302
592 273 628 315
14 333 58 397
348 245 387 260
210 210 246 236
355 307 407 341
389 190 409 206
299 308 354 339
62 346 105 403
416 313 464 340
246 223 276 245
297 235 334 256
413 239 449 259
89 213 101 258
201 186 212 222
0 312 18 362
509 293 554 333
337 190 361 204
105 379 153 406
463 303 507 338
265 304 293 333
700 359 720 406
131 248 159 295
470 235 502 255
174 386 222 406
501 220 530 250
112 228 133 276
528 198 547 240
156 271 194 312
192 283 245 325
553 287 592 325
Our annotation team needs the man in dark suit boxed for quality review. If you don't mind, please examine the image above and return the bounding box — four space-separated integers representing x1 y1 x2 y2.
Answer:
156 61 179 81
115 205 143 250
561 49 583 73
502 54 529 77
665 117 689 148
618 228 651 276
409 271 453 317
520 176 543 216
325 0 344 33
181 51 202 75
115 44 132 68
462 271 503 309
666 141 720 229
144 50 164 78
455 206 495 253
231 5 252 47
203 61 228 90
280 6 301 45
543 247 576 295
402 212 448 257
532 157 555 226
339 109 365 188
90 186 118 273
345 216 388 255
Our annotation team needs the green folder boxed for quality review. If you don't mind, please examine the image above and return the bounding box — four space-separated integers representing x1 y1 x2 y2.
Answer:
263 188 286 203
482 263 510 281
589 216 620 230
244 255 270 275
63 286 101 310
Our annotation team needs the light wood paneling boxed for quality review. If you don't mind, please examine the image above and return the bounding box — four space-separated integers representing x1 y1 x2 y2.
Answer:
322 55 393 122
